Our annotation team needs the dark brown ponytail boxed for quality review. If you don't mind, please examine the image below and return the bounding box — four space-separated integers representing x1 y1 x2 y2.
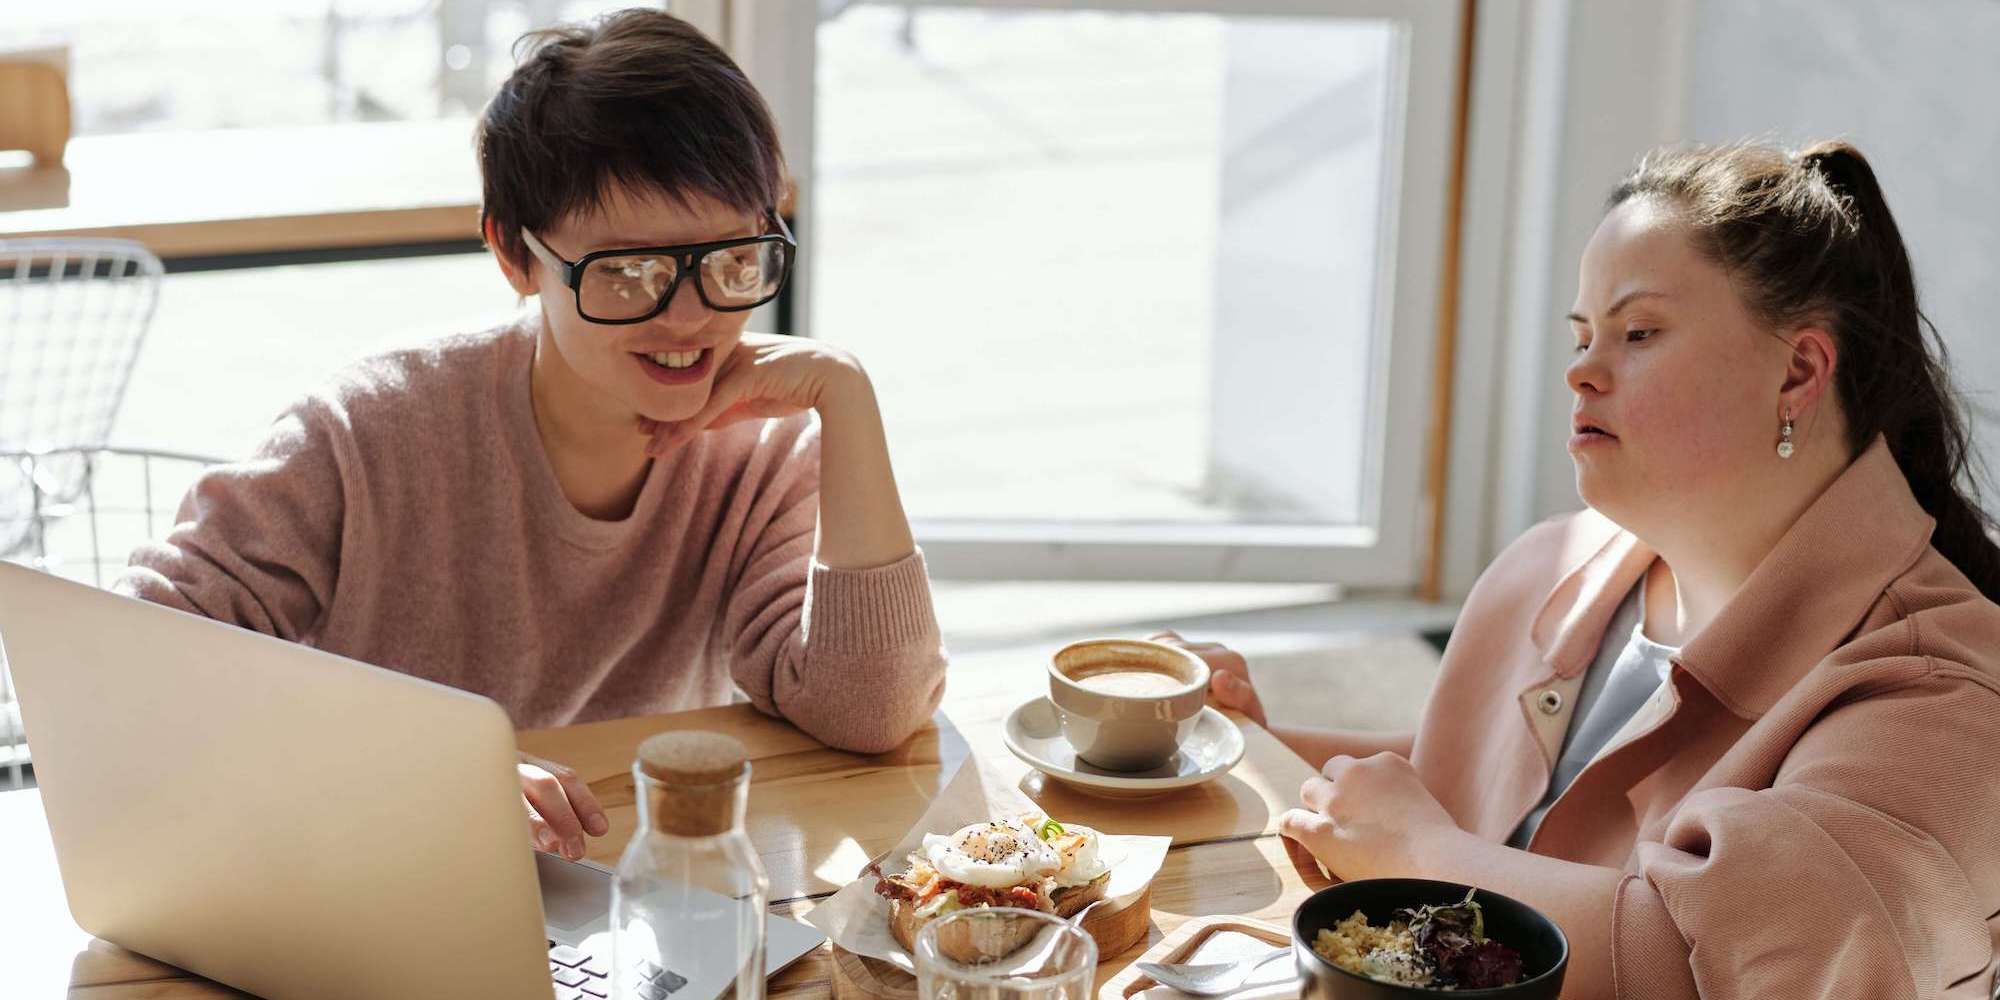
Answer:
1610 141 2000 600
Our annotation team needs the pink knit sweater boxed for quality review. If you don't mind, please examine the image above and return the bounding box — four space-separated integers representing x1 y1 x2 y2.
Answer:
115 324 947 752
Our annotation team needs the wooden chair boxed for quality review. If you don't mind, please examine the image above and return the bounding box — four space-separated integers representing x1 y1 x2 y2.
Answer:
0 58 71 168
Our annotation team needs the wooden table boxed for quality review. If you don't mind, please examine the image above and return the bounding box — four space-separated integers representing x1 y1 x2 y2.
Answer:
1 661 1332 998
0 120 482 262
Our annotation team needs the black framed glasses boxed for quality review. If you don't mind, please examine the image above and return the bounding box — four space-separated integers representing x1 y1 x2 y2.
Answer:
520 212 796 324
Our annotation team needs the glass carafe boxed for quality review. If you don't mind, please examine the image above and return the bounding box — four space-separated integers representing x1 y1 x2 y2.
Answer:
610 731 768 1000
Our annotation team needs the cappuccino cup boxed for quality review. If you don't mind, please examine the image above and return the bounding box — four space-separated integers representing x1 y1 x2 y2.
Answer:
1047 638 1209 772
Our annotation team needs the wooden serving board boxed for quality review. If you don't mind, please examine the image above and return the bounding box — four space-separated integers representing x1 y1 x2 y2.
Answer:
1099 915 1292 1000
830 883 1155 1000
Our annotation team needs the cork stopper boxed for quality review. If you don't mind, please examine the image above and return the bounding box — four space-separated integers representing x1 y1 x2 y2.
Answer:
636 730 750 837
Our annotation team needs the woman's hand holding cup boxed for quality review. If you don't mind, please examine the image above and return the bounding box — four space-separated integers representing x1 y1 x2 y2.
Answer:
1148 630 1268 730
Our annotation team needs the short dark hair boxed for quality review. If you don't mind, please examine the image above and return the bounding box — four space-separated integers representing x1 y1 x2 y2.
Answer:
475 8 787 272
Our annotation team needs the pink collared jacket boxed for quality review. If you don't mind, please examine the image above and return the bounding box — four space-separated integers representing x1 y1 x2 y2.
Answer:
1412 437 2000 998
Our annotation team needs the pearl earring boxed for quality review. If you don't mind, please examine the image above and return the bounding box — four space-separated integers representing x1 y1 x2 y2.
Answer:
1778 410 1795 459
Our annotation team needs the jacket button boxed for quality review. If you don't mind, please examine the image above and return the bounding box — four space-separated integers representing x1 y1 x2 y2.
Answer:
1537 689 1564 715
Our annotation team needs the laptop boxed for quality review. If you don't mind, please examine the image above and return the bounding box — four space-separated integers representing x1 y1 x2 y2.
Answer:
0 562 825 1000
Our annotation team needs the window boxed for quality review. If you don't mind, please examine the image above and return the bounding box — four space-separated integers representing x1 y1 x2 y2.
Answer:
3 0 644 136
747 0 1462 584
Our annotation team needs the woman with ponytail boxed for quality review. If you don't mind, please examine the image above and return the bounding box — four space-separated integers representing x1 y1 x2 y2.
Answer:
1162 141 2000 996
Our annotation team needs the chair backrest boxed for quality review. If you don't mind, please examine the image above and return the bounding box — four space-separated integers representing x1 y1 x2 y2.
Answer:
0 238 164 508
1 239 163 450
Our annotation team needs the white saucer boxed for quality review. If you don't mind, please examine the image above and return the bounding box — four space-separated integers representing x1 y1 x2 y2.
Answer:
1002 696 1245 799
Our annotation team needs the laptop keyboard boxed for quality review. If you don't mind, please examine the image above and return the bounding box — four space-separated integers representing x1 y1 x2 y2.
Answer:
548 940 688 1000
549 941 609 999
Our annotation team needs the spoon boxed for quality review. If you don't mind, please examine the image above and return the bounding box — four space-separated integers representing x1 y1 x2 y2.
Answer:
1137 945 1292 997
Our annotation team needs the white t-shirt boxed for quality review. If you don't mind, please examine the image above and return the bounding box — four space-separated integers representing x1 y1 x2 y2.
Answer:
1506 582 1679 849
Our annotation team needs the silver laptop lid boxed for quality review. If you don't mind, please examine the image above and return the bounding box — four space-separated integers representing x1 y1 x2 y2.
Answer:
0 563 553 1000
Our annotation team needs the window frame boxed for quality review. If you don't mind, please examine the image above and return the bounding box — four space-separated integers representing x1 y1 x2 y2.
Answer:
720 0 1463 585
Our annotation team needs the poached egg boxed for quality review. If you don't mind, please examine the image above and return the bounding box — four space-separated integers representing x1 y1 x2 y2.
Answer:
920 816 1111 889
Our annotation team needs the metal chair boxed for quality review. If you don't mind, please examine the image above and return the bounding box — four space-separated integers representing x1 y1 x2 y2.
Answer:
0 237 222 790
1 238 163 567
0 445 222 790
0 643 20 790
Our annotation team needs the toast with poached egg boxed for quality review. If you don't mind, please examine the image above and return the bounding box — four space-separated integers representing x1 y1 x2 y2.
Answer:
870 814 1112 963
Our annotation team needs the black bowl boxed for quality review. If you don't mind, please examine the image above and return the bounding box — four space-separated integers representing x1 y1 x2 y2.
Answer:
1291 879 1568 999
